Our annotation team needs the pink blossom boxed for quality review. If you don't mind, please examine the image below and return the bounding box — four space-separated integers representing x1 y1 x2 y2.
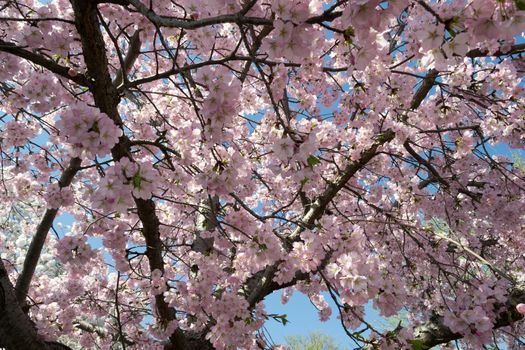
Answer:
56 103 122 156
1 121 34 147
45 183 74 209
416 23 445 51
1 2 525 349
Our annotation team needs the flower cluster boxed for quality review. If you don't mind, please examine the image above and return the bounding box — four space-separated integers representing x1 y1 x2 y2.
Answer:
263 1 322 61
309 293 332 321
205 294 264 350
318 228 381 317
442 282 508 346
1 120 35 147
101 222 130 273
55 234 95 266
44 183 75 209
102 222 128 250
56 103 122 157
197 67 241 143
93 158 158 213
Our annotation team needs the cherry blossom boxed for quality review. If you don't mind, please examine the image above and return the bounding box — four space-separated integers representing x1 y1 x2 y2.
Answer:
0 1 524 349
44 183 75 209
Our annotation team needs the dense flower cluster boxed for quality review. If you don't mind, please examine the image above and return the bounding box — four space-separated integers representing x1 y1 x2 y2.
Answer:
56 103 122 157
442 282 508 346
44 183 75 209
1 120 35 147
197 67 242 142
55 234 95 266
93 158 158 212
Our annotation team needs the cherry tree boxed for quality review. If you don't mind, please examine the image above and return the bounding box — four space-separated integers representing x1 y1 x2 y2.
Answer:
1 0 525 349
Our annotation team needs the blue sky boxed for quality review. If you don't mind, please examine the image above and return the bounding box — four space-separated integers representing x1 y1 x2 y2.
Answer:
263 292 387 349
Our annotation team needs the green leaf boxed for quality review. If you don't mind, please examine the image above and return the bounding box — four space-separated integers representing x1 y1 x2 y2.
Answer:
410 339 427 350
343 26 355 46
281 314 289 326
516 0 525 10
300 177 309 186
268 313 289 326
512 152 525 171
307 155 321 167
132 174 142 189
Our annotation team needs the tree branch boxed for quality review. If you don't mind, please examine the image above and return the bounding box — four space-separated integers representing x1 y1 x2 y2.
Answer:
69 2 198 347
126 0 272 29
410 69 438 110
0 39 90 86
112 29 142 88
124 0 342 29
245 130 395 307
466 43 525 58
0 257 72 350
245 66 439 310
362 286 525 350
403 139 449 189
15 157 81 303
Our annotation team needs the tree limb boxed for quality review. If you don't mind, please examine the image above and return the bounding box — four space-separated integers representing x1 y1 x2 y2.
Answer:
69 1 198 347
0 257 72 350
112 29 142 89
0 39 90 86
124 0 342 29
363 286 525 350
466 43 525 58
126 0 272 29
15 157 81 303
245 67 440 311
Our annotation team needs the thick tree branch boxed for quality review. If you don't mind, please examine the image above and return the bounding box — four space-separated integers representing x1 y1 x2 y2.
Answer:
74 320 108 338
191 196 220 254
0 258 72 350
69 2 203 348
14 157 81 303
125 0 342 29
245 130 395 307
245 67 439 309
290 131 395 239
361 286 525 350
112 29 142 88
0 39 90 86
410 69 438 110
126 0 272 29
466 43 525 58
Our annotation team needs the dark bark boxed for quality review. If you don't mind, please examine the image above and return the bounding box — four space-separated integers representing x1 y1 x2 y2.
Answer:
69 1 209 348
0 39 90 86
0 258 72 350
362 287 525 350
15 157 81 303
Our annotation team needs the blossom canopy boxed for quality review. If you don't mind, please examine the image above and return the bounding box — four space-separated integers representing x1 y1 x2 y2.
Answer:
0 0 525 349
